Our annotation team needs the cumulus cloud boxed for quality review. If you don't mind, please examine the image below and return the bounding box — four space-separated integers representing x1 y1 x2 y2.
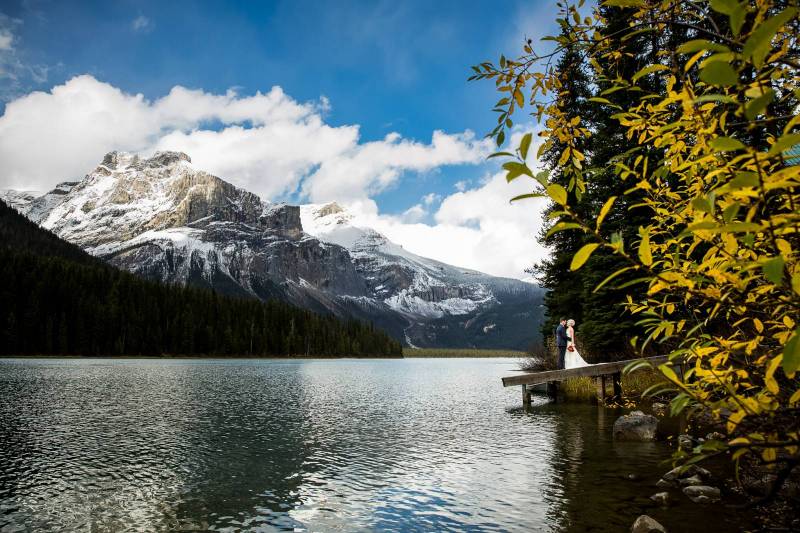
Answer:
0 75 489 201
346 170 549 279
0 75 547 277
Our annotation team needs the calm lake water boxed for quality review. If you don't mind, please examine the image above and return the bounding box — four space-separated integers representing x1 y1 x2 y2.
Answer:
0 358 747 532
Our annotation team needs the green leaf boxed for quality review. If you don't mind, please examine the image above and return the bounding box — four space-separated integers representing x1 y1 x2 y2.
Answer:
743 8 797 68
596 196 617 230
533 170 549 188
677 39 731 54
638 227 652 266
546 184 567 205
546 222 582 237
722 202 741 223
496 130 505 147
710 136 746 152
762 256 785 284
570 243 600 271
783 328 800 377
699 62 738 86
519 133 532 160
693 94 737 104
727 172 759 189
745 89 775 120
691 197 713 213
710 0 747 35
632 64 669 82
593 266 636 293
502 161 533 182
486 151 514 159
510 193 544 203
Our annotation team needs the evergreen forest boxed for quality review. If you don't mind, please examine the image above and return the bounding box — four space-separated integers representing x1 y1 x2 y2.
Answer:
0 199 402 357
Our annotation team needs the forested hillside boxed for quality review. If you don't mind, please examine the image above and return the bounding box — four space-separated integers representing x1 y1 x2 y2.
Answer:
0 199 402 357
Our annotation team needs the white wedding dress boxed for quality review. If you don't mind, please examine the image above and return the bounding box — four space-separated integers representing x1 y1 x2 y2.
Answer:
564 326 590 369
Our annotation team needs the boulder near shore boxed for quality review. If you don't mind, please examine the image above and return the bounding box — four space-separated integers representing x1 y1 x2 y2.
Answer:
613 411 659 441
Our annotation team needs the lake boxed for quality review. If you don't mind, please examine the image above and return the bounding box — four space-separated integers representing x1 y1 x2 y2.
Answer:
0 358 747 532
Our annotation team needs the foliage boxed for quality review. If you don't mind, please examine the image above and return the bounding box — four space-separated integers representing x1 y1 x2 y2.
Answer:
0 200 402 357
473 0 800 496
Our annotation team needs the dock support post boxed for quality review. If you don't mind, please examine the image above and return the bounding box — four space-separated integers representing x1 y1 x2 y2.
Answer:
522 384 531 406
547 381 558 401
612 372 622 401
595 375 607 404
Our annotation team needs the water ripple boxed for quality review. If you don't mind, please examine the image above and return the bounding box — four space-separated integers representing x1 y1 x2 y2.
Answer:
0 358 747 532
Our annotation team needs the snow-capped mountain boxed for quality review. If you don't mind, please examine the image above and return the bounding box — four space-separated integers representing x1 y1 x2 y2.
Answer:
2 151 544 348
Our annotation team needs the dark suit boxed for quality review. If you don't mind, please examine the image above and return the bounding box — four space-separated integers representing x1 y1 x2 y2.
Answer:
555 323 570 369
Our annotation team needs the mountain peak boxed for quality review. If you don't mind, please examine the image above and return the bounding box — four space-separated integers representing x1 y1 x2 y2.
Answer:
99 150 192 171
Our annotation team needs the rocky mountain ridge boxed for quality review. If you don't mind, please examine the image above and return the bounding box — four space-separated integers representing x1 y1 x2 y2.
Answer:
3 151 544 348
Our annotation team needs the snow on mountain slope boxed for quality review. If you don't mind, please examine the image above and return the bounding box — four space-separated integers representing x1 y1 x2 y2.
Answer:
3 152 544 348
300 202 536 321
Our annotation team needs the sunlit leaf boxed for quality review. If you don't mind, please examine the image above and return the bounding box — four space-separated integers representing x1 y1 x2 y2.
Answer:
519 133 532 160
570 243 600 271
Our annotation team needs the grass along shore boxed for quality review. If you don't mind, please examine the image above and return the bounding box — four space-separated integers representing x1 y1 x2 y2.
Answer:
403 348 526 358
558 368 668 403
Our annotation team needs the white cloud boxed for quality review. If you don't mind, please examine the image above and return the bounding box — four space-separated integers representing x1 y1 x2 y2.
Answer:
454 180 468 192
0 75 548 278
421 192 440 205
131 16 152 33
401 203 427 223
346 170 549 279
0 28 13 51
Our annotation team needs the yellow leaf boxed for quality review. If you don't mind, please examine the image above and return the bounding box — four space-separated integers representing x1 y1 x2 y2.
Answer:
596 196 617 230
659 363 679 384
546 184 567 205
753 319 764 333
639 228 653 266
790 389 800 405
765 355 782 395
570 243 600 271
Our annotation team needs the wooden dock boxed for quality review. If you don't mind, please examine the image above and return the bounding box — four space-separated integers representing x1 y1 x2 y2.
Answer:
502 355 670 405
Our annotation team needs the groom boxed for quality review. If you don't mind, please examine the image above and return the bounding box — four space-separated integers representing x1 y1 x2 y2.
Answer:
555 318 570 369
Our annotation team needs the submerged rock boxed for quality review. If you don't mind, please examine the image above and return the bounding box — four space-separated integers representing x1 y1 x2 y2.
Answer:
663 464 712 482
649 492 670 506
656 478 674 489
679 474 704 487
613 411 659 441
678 434 694 451
631 514 667 533
683 485 721 503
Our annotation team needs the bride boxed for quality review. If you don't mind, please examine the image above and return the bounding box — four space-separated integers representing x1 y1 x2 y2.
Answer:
565 319 590 369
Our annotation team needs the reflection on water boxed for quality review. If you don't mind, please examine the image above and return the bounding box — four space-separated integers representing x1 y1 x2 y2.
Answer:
0 358 747 532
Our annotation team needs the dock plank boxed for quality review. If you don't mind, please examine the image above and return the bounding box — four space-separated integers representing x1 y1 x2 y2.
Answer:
501 355 669 387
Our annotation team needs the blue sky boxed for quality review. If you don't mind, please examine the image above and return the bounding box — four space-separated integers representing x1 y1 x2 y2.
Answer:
0 0 560 277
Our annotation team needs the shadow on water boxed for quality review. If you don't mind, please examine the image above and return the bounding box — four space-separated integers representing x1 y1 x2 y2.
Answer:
512 397 752 532
0 358 753 532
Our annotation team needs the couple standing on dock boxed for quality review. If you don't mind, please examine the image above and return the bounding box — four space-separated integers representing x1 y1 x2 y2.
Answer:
555 318 589 370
